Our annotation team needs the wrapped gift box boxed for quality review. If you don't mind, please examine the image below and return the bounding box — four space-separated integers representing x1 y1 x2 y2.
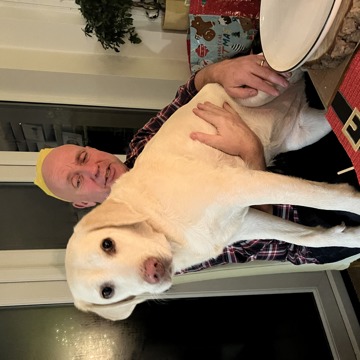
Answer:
325 46 360 182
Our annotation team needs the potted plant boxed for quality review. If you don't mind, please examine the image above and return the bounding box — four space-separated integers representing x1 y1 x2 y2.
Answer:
75 0 142 53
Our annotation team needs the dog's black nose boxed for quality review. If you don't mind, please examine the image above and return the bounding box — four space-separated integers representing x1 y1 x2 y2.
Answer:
143 257 165 284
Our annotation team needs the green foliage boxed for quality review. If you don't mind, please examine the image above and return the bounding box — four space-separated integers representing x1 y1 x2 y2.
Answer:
75 0 142 53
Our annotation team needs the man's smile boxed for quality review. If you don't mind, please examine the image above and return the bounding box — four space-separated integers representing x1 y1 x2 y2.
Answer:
105 165 112 186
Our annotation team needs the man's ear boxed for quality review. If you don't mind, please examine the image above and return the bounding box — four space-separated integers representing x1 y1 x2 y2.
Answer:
72 201 97 209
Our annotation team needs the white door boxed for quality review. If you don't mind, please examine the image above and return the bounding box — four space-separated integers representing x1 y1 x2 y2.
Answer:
0 151 75 305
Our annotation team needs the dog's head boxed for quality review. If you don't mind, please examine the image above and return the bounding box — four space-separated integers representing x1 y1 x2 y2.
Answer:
65 199 174 320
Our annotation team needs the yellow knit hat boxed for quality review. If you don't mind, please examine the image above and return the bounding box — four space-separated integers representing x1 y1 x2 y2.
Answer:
34 148 65 201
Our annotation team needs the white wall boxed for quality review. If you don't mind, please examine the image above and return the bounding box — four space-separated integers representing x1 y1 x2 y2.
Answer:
0 1 190 109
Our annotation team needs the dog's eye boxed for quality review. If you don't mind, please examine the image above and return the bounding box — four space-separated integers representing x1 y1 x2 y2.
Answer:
101 238 115 253
101 286 114 299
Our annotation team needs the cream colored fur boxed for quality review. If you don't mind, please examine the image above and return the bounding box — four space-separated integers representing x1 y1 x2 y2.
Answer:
66 71 360 321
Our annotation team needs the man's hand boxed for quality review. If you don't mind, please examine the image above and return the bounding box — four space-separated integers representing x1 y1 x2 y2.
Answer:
191 101 265 161
191 101 272 214
194 54 291 99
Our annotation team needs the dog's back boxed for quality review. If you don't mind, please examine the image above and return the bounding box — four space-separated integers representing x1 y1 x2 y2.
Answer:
134 74 328 169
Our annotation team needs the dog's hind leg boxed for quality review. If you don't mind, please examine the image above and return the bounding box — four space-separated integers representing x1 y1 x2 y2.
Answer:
234 208 360 248
282 107 332 152
226 169 360 216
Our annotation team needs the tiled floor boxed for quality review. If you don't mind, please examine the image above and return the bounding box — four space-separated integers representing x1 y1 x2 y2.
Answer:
0 294 334 360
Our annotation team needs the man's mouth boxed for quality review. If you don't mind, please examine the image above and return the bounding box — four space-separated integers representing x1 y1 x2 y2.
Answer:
105 166 111 186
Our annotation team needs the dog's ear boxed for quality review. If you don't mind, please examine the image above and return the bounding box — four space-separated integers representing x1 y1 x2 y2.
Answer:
74 199 147 234
74 296 146 321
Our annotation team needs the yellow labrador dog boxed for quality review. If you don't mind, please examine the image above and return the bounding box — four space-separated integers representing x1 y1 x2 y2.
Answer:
66 71 360 321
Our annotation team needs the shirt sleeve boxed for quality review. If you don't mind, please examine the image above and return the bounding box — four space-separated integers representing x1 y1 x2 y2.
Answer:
125 74 198 169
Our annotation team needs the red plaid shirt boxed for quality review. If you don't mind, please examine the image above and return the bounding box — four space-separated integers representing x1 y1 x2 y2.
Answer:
124 75 319 273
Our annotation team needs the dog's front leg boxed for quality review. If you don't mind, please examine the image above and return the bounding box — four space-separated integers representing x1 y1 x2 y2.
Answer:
235 208 360 248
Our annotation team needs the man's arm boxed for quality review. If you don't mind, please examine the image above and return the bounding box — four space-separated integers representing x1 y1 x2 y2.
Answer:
194 54 290 99
191 101 266 170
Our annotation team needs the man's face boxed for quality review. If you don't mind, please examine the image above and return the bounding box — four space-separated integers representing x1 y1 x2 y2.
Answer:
42 145 128 204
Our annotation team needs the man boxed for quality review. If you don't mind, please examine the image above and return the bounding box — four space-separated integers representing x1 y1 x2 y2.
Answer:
34 54 360 270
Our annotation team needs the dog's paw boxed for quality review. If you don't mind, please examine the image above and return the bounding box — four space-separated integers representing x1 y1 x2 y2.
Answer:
330 223 360 248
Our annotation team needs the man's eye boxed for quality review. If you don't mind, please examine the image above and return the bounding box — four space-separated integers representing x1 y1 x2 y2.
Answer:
72 175 82 189
80 152 88 164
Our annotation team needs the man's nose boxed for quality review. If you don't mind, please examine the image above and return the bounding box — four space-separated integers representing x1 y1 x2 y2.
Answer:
80 163 100 180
